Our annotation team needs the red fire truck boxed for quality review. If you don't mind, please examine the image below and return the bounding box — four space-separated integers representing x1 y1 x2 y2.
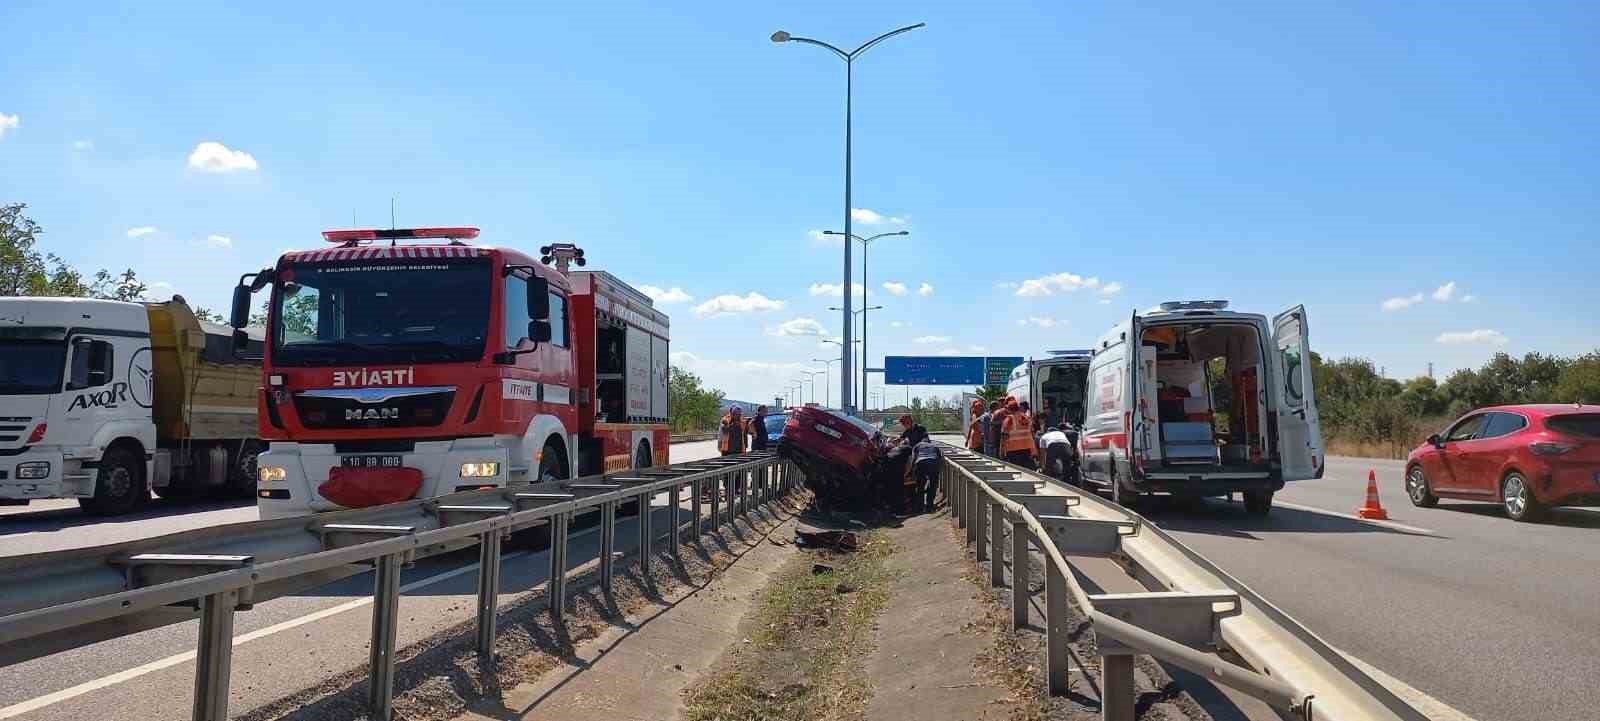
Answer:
228 228 670 519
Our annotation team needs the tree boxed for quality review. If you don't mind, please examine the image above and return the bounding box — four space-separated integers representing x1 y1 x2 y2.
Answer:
972 385 1006 404
668 366 726 433
1552 351 1600 404
2 203 150 302
90 268 147 302
193 307 225 324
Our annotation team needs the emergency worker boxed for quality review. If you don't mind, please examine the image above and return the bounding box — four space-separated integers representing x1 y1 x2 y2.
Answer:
718 406 746 456
966 399 985 451
1000 398 1037 469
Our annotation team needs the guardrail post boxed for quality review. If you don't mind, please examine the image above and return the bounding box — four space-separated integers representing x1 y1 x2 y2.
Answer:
638 490 653 579
1101 653 1136 721
952 468 965 527
673 482 686 553
724 472 736 526
691 478 703 538
989 502 1005 587
1011 518 1029 630
600 500 616 593
975 496 990 562
549 511 569 623
369 552 404 720
966 484 980 545
710 473 722 529
1045 555 1071 696
192 588 239 721
475 528 503 666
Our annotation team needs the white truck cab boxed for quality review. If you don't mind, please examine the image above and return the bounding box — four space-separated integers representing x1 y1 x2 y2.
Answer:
0 298 156 512
0 297 262 514
1077 300 1323 516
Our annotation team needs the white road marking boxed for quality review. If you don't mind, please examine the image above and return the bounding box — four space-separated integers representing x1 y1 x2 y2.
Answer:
1273 500 1437 535
1341 648 1482 721
0 521 614 718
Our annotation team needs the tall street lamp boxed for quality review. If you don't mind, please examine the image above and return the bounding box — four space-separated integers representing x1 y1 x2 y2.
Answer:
773 22 925 414
811 357 841 408
824 229 908 409
829 298 888 409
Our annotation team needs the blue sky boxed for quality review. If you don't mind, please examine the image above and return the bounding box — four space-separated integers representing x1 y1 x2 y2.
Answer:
2 0 1596 407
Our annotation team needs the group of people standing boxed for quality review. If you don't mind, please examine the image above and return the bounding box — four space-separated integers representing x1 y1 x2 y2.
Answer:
965 396 1040 469
715 405 771 455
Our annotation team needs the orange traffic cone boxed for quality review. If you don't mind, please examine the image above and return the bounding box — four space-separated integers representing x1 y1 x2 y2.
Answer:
1357 469 1389 520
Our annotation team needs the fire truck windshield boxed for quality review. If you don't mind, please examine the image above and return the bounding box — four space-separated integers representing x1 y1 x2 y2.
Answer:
270 257 490 366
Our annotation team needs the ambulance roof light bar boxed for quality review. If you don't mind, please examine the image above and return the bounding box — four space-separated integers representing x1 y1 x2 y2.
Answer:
322 227 480 247
1157 300 1229 312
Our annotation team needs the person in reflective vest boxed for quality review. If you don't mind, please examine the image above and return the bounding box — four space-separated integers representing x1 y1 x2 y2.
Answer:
1000 398 1037 470
718 406 746 456
966 398 985 451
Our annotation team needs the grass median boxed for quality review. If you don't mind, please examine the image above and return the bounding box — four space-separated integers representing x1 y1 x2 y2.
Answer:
682 529 895 721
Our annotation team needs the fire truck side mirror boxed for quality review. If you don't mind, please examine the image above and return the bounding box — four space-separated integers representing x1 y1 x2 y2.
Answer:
528 320 552 344
528 275 550 320
230 284 253 329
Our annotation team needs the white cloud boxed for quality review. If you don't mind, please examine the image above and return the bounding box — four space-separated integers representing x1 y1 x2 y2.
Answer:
1016 316 1065 328
72 139 93 151
1460 294 1476 303
187 141 258 173
1436 329 1508 346
917 282 934 297
851 207 907 225
147 280 176 297
638 285 693 304
913 335 951 344
200 234 233 248
1380 293 1424 312
808 282 871 298
889 320 908 328
126 226 158 238
692 292 785 318
808 229 839 246
993 281 1017 290
1432 281 1457 302
1099 281 1124 297
1014 272 1103 297
882 281 908 296
0 113 17 138
768 317 827 337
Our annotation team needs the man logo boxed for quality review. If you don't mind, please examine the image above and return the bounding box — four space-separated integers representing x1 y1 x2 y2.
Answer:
346 407 400 421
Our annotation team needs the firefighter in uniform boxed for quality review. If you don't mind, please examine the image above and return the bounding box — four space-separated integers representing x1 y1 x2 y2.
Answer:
1000 398 1037 469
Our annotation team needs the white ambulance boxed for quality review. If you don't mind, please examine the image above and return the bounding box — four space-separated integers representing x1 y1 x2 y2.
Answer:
1078 300 1323 515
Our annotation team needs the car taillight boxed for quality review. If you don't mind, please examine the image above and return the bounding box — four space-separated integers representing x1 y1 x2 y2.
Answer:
26 423 46 444
1529 441 1578 456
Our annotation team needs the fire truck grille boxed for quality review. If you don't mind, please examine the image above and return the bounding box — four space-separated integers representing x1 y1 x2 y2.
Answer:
292 387 456 430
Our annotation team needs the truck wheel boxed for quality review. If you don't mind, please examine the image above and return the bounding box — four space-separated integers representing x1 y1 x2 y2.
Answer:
227 440 265 497
1243 490 1274 517
80 447 147 516
537 442 567 483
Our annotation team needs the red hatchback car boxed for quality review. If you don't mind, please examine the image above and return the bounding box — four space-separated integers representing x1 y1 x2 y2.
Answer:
1405 404 1600 521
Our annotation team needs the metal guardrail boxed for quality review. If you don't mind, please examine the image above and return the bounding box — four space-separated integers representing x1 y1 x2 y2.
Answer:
0 451 797 721
939 446 1430 721
668 431 719 443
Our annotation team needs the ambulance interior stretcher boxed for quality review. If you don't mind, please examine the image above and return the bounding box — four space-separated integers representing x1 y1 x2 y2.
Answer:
1140 323 1266 471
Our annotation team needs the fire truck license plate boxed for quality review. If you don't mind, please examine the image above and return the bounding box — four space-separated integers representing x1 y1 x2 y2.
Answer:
341 455 404 469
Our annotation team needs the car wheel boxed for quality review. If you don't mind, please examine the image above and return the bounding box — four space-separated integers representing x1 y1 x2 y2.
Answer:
1109 461 1139 507
1405 465 1438 508
1500 472 1543 522
1243 489 1274 517
79 447 146 516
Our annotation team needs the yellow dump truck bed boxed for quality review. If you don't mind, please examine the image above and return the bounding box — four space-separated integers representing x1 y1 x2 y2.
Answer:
144 302 262 442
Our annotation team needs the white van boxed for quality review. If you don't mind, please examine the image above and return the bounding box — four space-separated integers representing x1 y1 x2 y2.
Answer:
1078 300 1323 515
1006 352 1093 479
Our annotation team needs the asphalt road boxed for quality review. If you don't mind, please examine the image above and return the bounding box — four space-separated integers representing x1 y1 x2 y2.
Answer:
1119 456 1599 721
0 439 724 721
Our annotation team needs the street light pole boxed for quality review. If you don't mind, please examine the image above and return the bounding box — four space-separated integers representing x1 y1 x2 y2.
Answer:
824 230 907 410
774 23 925 414
811 357 840 408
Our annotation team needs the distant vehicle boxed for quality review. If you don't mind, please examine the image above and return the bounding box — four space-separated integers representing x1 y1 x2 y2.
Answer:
1079 300 1324 516
1405 404 1600 522
0 297 264 514
762 411 790 444
777 405 883 505
229 230 670 518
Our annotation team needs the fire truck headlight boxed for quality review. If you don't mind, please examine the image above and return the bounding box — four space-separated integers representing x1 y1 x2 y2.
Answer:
258 465 288 483
459 462 500 478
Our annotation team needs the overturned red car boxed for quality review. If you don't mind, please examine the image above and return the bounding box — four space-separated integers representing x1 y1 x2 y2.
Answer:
777 405 886 505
